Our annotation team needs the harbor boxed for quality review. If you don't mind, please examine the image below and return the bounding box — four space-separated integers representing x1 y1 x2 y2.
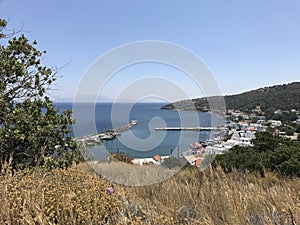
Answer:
75 120 138 145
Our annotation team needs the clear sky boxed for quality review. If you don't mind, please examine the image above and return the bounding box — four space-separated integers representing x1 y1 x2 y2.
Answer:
1 0 300 102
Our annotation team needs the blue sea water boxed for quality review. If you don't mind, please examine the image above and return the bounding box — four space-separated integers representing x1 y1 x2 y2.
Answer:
55 102 225 158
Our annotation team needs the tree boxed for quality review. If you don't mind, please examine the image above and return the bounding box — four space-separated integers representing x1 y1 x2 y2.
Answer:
0 20 82 172
266 145 300 176
214 146 265 175
252 131 292 152
214 132 300 177
285 128 294 136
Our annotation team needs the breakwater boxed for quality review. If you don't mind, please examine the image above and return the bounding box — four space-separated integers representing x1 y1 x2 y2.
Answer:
155 126 227 131
75 120 138 144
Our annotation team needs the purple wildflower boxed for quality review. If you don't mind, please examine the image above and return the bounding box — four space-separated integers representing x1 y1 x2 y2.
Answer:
107 187 114 195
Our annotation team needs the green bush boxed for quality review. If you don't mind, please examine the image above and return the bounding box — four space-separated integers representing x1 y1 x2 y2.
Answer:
214 132 300 177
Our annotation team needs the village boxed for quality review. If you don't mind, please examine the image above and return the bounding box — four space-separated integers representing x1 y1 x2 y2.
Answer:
129 105 300 168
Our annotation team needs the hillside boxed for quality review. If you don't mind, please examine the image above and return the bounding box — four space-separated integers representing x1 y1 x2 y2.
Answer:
1 165 299 224
161 82 300 113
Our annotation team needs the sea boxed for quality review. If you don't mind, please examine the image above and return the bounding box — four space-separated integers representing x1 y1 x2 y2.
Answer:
55 102 225 159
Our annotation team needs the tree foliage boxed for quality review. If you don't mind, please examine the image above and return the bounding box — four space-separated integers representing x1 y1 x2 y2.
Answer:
0 20 82 172
214 132 300 177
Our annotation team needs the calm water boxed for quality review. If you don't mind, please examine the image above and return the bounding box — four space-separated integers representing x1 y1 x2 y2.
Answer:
55 102 225 158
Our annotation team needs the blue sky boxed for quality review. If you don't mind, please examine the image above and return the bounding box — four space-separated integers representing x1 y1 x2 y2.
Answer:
1 0 300 102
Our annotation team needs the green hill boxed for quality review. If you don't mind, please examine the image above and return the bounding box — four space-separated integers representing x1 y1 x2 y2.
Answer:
161 82 300 113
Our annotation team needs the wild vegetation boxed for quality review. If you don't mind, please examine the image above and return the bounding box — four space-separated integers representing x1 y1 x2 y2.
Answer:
162 82 300 113
214 132 300 177
0 19 82 172
0 167 120 224
1 165 299 224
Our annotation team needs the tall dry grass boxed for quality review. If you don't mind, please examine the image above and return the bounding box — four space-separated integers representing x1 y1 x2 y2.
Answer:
115 166 300 224
0 168 120 224
90 160 178 186
0 163 299 224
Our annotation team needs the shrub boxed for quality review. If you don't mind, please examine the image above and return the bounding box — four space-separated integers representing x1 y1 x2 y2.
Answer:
0 168 120 224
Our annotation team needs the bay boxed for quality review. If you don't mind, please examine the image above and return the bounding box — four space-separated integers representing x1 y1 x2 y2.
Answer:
55 102 225 158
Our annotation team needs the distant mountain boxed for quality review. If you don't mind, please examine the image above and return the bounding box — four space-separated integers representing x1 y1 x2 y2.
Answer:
161 82 300 113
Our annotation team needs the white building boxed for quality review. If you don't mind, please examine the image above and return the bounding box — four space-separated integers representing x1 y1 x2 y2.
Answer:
268 120 282 127
238 137 253 147
274 109 283 115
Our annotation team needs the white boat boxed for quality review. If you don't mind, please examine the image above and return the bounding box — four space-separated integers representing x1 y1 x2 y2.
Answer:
130 120 138 125
99 133 116 140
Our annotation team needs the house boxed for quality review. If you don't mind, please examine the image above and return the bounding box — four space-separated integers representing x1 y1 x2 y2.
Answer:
239 131 246 137
257 115 266 120
205 146 228 154
274 109 283 115
238 137 253 147
249 123 266 131
243 115 250 120
252 105 262 114
227 109 235 114
257 119 266 124
248 127 257 132
153 155 161 162
250 114 258 119
181 142 206 158
239 122 249 131
256 125 267 132
268 120 282 127
182 155 203 167
222 139 238 150
132 157 157 166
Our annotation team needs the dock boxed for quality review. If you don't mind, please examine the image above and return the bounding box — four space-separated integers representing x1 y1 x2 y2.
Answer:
155 127 227 131
75 120 138 144
113 120 137 133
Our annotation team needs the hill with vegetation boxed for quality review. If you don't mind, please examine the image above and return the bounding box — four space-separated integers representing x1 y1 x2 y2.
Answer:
161 82 300 113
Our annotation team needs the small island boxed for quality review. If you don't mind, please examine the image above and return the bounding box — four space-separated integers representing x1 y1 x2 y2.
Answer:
161 99 210 112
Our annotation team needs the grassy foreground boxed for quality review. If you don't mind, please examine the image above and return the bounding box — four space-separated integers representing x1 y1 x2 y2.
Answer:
0 164 299 224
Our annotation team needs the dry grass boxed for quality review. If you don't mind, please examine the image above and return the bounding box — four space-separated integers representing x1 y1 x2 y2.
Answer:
89 160 178 186
116 167 300 224
0 168 120 224
1 164 300 224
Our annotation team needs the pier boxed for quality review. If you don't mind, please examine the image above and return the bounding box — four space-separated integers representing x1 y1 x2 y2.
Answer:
155 127 227 131
113 120 137 133
75 120 138 144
